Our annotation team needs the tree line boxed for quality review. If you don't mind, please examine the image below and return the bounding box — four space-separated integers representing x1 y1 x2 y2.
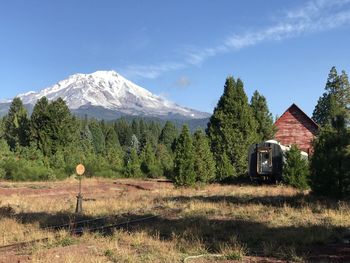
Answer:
0 81 276 185
1 66 349 199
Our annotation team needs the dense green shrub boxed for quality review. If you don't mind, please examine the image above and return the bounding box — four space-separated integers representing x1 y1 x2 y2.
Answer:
283 145 309 190
2 158 55 181
310 120 350 198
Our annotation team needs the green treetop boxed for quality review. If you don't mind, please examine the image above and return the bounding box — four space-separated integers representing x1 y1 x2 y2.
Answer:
5 97 30 150
159 121 177 152
250 90 276 141
312 67 350 126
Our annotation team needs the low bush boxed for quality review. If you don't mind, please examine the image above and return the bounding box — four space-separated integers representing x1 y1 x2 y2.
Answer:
283 145 309 190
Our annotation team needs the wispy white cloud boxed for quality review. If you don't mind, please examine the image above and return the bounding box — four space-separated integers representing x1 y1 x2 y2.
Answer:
122 62 184 79
191 0 350 61
174 76 191 88
122 0 350 79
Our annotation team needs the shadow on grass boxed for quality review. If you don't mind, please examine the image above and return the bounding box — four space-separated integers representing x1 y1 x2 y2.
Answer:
160 193 348 209
0 203 348 260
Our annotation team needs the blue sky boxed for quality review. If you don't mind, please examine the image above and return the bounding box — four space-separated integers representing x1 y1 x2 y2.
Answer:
1 0 350 117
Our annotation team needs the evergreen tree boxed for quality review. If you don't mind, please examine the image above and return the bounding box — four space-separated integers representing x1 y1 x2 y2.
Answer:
149 121 161 146
140 141 161 178
31 97 77 156
47 98 78 155
215 152 235 181
130 134 140 153
30 97 51 156
105 126 123 168
100 120 108 137
0 117 5 139
89 121 106 155
310 116 350 198
80 120 94 154
124 148 142 178
131 119 140 139
173 125 196 186
114 118 132 147
193 130 216 183
105 126 121 151
283 145 309 190
312 67 350 126
4 98 30 150
159 121 177 151
156 143 174 178
250 90 276 141
207 76 258 181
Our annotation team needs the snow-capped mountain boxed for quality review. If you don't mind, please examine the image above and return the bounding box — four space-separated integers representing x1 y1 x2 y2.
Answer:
7 70 209 120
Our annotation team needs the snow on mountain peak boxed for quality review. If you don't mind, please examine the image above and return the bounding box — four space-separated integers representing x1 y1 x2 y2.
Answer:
17 70 209 119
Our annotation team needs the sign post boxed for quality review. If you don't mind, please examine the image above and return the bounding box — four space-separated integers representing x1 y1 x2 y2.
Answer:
75 164 85 214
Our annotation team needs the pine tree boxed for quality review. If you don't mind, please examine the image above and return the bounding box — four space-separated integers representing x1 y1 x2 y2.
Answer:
131 119 140 139
207 76 258 181
4 98 30 150
114 118 132 147
0 117 6 140
30 97 51 156
312 67 350 126
250 90 276 141
80 120 94 154
105 126 121 150
47 98 78 155
31 97 78 156
130 134 140 153
149 121 161 143
310 116 350 198
105 126 123 167
283 145 309 190
159 121 177 151
140 141 161 178
173 125 196 186
124 148 142 178
156 143 174 178
193 130 216 183
89 121 106 155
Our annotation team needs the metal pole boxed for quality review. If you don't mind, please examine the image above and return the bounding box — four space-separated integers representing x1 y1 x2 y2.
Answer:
75 177 83 214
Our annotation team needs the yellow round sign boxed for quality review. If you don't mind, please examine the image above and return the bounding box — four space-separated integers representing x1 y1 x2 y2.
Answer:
76 164 85 176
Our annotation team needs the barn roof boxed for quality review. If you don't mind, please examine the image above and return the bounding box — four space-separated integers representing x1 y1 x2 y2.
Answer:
274 103 319 134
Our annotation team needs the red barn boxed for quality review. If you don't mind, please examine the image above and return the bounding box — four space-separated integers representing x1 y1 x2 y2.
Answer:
274 103 319 154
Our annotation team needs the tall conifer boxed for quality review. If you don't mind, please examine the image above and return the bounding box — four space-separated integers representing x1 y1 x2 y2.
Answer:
207 76 257 180
312 67 350 126
193 130 216 183
5 98 30 150
250 90 275 141
173 125 195 186
159 121 177 151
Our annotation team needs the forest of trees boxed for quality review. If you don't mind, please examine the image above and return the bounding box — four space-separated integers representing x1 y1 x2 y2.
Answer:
0 66 349 198
0 77 275 186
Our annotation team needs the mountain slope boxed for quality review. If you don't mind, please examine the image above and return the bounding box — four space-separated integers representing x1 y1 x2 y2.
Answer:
10 70 209 120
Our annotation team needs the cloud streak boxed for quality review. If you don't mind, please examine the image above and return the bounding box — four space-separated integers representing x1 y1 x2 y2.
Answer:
122 0 350 79
174 76 191 88
122 62 185 79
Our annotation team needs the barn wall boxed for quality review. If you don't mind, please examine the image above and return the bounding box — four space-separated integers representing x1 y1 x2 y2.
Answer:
274 105 318 154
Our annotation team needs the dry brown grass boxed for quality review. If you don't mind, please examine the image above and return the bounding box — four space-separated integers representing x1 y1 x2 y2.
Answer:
0 178 349 262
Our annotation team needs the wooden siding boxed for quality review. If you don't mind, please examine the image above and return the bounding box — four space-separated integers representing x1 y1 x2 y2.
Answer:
274 104 319 154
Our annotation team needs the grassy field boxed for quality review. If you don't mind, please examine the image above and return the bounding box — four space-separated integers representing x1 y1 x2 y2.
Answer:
0 178 349 262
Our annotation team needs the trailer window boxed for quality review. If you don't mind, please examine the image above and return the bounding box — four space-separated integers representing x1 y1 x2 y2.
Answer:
257 147 273 174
